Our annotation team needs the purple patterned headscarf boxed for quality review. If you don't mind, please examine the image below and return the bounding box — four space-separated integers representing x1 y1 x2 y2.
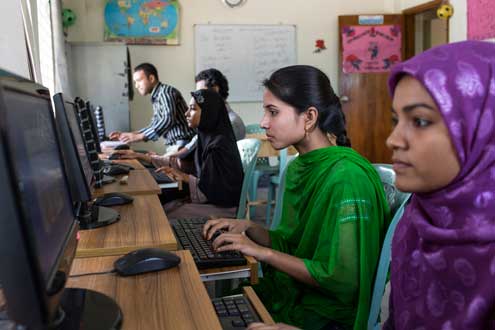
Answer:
386 41 495 329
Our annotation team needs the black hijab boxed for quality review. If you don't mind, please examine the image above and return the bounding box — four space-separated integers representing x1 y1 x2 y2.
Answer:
190 89 244 207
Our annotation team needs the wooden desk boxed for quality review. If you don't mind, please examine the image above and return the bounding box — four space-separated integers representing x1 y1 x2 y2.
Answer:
76 195 177 257
68 251 222 330
243 287 275 325
246 133 297 158
93 169 160 198
199 256 259 285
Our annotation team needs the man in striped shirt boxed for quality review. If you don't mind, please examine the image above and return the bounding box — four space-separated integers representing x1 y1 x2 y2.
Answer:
109 63 195 151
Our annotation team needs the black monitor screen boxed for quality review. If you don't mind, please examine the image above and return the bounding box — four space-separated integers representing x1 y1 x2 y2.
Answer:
65 100 94 187
2 88 75 286
86 102 102 153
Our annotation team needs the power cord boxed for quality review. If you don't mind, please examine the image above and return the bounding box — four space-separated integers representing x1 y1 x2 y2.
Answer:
69 269 116 278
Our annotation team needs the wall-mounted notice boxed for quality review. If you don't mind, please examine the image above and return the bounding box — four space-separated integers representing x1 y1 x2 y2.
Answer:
468 0 495 40
195 24 297 102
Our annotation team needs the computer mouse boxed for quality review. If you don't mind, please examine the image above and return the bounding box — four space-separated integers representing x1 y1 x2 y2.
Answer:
114 144 130 150
108 152 122 160
94 192 134 207
104 165 130 176
114 248 181 276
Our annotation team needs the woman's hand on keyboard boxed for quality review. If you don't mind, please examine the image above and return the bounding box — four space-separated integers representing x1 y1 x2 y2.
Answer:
203 218 251 240
211 232 269 261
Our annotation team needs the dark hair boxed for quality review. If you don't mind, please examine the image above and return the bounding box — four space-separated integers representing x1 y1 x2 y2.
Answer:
263 65 351 147
195 68 229 100
134 63 159 81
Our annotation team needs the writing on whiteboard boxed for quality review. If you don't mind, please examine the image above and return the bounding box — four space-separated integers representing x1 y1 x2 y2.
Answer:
195 25 296 102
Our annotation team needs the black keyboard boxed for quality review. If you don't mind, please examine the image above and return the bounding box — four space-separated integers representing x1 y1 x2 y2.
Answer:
212 294 261 329
138 158 154 168
147 168 174 184
170 218 246 269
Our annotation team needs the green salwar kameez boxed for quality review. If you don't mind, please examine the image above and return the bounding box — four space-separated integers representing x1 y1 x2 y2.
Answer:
254 146 389 330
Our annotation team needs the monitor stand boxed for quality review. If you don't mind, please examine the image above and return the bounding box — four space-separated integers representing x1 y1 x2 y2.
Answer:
53 288 122 330
77 202 120 230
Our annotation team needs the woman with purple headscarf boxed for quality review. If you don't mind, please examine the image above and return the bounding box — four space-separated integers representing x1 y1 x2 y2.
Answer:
384 40 495 329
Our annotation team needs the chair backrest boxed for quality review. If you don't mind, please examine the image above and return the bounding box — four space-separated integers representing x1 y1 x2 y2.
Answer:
245 123 264 134
372 163 410 215
270 155 297 230
368 163 411 330
236 138 261 219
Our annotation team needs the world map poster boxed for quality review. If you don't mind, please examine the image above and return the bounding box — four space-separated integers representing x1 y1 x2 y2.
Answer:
104 0 180 45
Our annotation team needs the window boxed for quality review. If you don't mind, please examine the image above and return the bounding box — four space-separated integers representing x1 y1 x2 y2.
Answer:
37 0 55 92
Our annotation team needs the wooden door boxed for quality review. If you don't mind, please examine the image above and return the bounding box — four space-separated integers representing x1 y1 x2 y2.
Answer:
338 15 404 164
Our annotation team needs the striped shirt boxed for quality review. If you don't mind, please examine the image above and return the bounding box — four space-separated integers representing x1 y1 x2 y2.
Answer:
139 82 195 145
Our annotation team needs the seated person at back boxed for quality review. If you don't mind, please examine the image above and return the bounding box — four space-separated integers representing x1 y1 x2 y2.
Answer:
113 68 245 168
204 65 390 330
195 68 246 141
157 89 244 219
383 41 495 329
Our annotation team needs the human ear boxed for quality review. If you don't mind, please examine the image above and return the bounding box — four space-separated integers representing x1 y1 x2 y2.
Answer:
305 107 319 132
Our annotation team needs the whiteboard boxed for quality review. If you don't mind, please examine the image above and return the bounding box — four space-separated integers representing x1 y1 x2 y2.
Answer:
195 24 296 102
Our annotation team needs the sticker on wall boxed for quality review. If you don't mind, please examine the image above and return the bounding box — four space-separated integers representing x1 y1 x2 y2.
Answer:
342 25 401 73
104 0 180 45
313 39 327 53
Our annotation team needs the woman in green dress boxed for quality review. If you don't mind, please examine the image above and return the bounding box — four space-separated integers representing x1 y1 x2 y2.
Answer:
203 65 390 330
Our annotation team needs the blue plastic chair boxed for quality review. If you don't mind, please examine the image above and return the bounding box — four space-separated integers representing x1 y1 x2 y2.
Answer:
372 164 410 215
236 138 261 219
266 148 289 225
245 124 278 217
269 155 296 230
367 164 411 330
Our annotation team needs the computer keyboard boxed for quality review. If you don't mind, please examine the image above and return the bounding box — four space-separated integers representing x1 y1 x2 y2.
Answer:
170 218 246 269
147 168 174 184
212 294 261 329
138 158 155 168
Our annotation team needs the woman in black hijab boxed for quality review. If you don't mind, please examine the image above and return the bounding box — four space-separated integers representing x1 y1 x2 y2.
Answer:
159 89 244 218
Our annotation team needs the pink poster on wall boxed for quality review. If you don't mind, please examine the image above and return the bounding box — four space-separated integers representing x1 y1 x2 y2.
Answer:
342 25 402 73
468 0 495 40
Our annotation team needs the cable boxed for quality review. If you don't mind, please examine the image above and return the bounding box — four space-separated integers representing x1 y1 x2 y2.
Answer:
69 269 116 278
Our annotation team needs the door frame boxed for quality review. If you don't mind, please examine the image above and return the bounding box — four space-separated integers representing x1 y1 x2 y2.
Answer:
403 0 449 60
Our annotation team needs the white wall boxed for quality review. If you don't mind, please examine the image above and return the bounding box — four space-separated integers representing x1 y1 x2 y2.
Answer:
0 0 31 78
396 0 467 42
63 0 394 152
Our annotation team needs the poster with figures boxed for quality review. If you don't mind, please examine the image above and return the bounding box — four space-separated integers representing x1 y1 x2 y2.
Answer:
342 25 401 73
468 0 495 40
104 0 180 45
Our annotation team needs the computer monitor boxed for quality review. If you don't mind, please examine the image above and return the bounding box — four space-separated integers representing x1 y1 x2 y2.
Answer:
53 93 119 230
85 101 102 153
93 105 107 142
74 97 114 187
53 93 93 204
0 73 122 329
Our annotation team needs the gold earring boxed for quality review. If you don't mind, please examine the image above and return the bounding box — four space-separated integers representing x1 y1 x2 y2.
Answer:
327 133 337 146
